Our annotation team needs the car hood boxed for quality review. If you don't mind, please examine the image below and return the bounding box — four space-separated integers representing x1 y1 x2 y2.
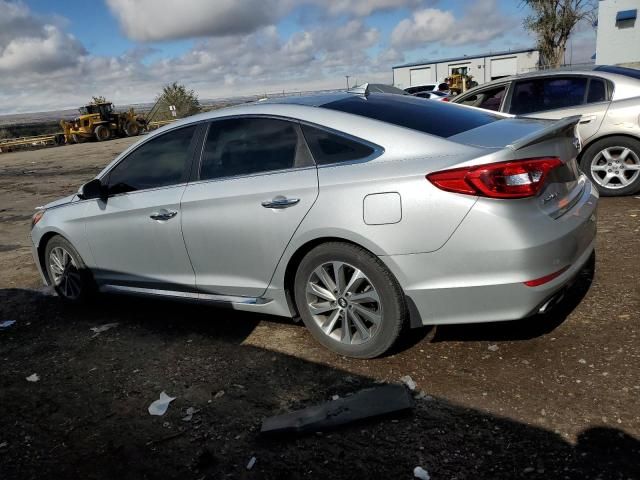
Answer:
42 193 78 210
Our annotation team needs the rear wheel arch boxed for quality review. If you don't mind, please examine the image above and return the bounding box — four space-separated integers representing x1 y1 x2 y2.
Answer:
578 133 640 161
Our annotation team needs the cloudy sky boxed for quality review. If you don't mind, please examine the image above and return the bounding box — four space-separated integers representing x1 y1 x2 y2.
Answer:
0 0 596 114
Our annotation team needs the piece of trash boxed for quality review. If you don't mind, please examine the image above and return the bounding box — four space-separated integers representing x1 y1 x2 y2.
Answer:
182 407 197 422
90 323 119 336
400 375 417 391
246 456 256 470
331 394 340 401
415 391 433 402
488 344 499 352
0 441 8 448
26 373 40 382
0 320 16 329
261 384 413 436
414 466 430 480
214 390 225 399
148 391 176 416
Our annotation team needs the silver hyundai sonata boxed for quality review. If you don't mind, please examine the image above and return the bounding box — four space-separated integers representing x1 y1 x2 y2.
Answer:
30 88 598 358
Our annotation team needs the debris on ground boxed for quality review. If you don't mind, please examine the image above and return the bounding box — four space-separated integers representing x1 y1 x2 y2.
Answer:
246 456 256 470
182 407 198 422
0 320 16 329
414 466 430 480
25 373 40 382
260 384 413 435
0 441 8 448
214 390 225 399
415 391 434 402
488 344 499 352
148 391 176 416
400 375 417 391
90 323 119 336
331 394 340 400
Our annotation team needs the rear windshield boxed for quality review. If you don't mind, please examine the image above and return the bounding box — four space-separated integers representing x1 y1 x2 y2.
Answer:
321 93 500 138
595 65 640 80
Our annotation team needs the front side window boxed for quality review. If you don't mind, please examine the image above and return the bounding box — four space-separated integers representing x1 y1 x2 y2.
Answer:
301 124 374 165
458 85 508 111
509 77 588 115
200 118 302 181
107 125 197 195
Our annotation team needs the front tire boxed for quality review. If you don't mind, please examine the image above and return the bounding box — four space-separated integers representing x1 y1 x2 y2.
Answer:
293 242 407 359
94 125 111 142
44 236 94 302
580 136 640 196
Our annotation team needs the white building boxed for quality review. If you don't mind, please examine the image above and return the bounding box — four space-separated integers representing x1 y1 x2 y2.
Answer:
392 48 540 90
595 0 640 67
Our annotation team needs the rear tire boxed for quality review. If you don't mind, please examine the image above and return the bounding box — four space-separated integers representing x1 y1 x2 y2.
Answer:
293 242 407 359
580 136 640 196
94 125 111 142
124 121 140 137
44 235 94 303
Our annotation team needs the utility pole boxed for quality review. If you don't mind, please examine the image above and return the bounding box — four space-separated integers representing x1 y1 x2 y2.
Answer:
345 75 350 91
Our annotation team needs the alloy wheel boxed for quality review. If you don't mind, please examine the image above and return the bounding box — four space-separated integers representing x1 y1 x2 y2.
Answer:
590 146 640 190
49 246 82 300
305 261 382 345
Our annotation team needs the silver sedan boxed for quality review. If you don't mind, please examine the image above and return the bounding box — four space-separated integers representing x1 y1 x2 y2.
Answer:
30 89 597 358
452 65 640 196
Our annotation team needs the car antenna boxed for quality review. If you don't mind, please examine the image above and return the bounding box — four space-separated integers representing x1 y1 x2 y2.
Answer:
347 82 369 98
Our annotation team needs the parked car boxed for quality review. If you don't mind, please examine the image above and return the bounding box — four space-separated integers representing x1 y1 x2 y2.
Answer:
412 90 451 101
31 91 597 358
452 65 640 196
365 83 409 95
404 83 437 94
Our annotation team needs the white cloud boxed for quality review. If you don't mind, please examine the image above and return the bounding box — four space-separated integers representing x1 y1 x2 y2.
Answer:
322 0 425 17
391 0 517 48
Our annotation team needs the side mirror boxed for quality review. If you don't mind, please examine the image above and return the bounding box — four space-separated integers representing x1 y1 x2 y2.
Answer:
78 178 106 201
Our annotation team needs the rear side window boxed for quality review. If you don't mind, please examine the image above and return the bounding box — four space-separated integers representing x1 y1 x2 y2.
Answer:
587 78 606 103
458 85 507 111
200 117 302 180
509 77 588 114
107 125 196 194
301 124 374 165
322 93 500 138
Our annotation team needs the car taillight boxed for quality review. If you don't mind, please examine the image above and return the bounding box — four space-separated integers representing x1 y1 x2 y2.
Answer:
426 157 562 199
442 97 449 102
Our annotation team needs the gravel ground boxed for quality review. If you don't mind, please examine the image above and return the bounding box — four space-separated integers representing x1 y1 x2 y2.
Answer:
0 140 639 479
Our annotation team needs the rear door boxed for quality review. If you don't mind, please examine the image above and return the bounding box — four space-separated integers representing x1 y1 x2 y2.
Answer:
506 75 610 141
180 117 318 298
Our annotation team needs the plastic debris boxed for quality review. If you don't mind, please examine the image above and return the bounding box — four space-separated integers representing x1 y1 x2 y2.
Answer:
415 391 434 402
488 344 499 352
331 394 340 401
0 320 16 329
400 375 417 391
246 456 256 470
182 407 197 422
414 466 430 480
90 323 119 336
214 390 225 399
148 391 176 416
0 441 8 448
26 373 40 382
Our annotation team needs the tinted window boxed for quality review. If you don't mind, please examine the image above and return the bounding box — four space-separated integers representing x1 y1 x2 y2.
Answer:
595 65 640 80
301 124 374 165
458 85 507 111
107 125 196 194
509 77 587 114
322 93 500 138
587 78 606 103
200 118 300 180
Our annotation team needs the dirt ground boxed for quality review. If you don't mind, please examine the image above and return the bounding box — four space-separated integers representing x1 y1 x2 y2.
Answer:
1 140 639 479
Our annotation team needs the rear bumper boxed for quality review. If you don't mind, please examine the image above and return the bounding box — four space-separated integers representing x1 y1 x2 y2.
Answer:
381 180 598 326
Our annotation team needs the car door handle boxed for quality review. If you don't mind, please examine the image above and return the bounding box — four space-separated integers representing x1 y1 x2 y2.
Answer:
580 115 597 124
261 197 300 209
149 210 178 221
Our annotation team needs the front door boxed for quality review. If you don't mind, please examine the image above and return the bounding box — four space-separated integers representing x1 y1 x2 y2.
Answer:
84 125 199 291
181 117 318 298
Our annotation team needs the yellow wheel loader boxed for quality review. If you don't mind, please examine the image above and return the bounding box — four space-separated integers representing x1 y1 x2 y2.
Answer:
60 102 146 144
445 67 478 95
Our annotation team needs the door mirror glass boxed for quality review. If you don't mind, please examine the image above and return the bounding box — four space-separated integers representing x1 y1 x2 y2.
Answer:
79 178 105 201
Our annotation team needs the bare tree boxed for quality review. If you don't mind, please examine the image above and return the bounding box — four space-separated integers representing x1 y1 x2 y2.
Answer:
90 96 108 104
522 0 597 67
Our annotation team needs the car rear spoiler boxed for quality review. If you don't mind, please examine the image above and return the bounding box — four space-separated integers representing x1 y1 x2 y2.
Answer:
508 115 581 151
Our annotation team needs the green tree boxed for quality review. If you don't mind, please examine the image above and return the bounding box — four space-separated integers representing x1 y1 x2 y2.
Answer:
90 96 108 104
154 82 201 121
522 0 596 67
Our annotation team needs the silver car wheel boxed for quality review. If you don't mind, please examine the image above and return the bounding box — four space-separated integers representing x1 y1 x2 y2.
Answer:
49 246 82 299
590 146 640 190
305 261 382 345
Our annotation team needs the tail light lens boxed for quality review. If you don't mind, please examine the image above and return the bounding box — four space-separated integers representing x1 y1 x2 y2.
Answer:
426 157 562 199
442 97 450 102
